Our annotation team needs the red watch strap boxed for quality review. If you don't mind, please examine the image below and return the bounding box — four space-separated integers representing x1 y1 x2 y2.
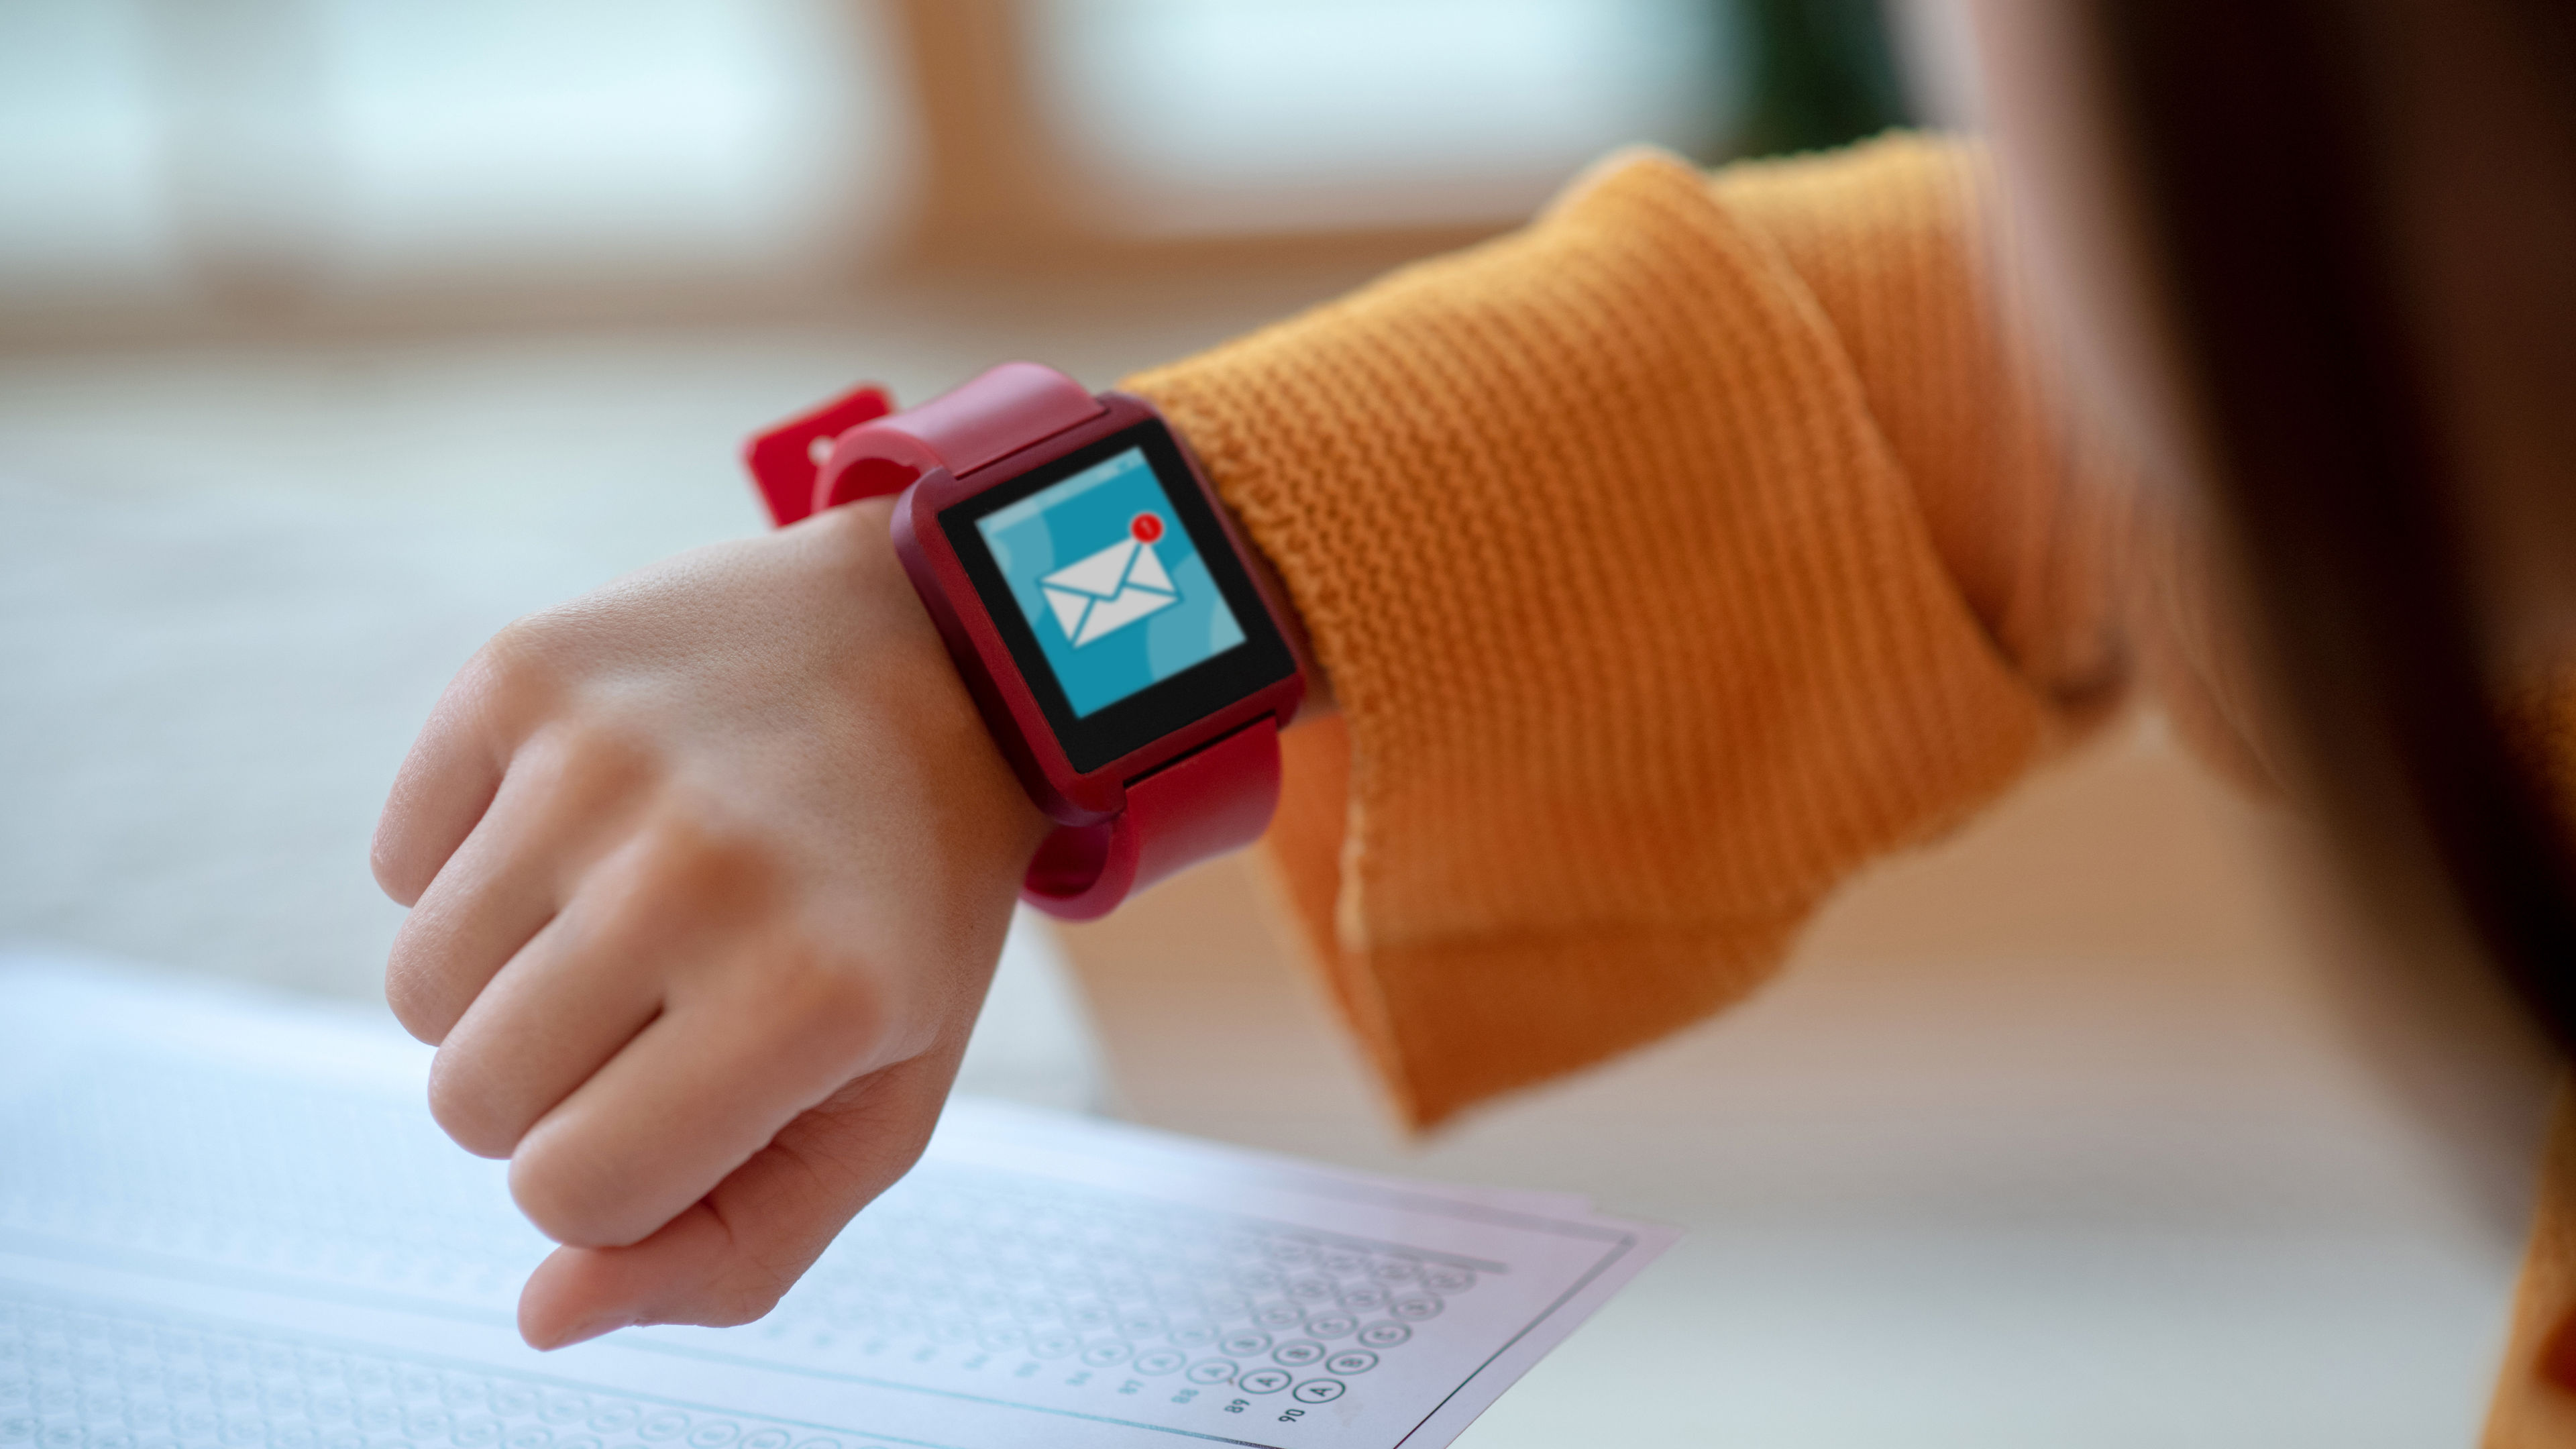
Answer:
855 362 1106 480
814 363 1106 518
1020 716 1283 922
739 364 1102 527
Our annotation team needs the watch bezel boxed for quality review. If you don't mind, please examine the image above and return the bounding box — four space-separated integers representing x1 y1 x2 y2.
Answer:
889 394 1305 822
938 417 1296 773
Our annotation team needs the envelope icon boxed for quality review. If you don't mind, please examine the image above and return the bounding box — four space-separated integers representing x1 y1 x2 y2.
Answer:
1039 536 1179 646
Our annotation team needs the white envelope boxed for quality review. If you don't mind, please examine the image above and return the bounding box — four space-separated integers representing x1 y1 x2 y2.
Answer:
1038 535 1179 646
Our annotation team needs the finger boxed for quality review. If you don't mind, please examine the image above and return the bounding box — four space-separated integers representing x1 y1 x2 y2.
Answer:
505 932 900 1250
423 858 682 1158
383 724 652 1044
372 645 523 908
517 1045 961 1350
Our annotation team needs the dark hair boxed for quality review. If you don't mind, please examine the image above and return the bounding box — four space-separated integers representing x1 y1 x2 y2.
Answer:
2086 3 2576 1057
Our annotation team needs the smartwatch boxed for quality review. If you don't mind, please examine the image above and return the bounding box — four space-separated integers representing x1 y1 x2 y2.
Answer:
741 362 1307 922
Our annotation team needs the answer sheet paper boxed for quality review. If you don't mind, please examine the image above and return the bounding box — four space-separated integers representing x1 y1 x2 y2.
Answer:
0 955 1674 1449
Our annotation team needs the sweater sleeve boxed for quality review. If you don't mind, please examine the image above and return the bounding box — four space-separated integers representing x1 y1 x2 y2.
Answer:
1129 129 2576 1449
1122 134 2139 1129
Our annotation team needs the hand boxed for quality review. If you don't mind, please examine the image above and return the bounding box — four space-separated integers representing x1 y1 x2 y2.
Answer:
370 498 1050 1350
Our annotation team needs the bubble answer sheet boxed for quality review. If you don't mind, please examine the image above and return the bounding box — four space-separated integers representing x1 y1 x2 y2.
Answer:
0 954 1674 1449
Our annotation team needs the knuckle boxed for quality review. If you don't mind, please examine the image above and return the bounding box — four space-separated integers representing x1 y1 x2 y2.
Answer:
538 716 657 802
368 826 424 909
789 948 885 1016
475 615 565 701
500 721 657 847
382 971 446 1046
630 810 775 920
423 1050 518 1161
765 946 901 1059
446 621 570 755
507 1142 643 1250
382 927 462 1046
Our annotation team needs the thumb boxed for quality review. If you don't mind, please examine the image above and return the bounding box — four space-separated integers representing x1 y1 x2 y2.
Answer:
515 1043 962 1350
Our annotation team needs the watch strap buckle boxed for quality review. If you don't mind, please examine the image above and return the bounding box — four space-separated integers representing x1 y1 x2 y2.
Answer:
741 384 896 527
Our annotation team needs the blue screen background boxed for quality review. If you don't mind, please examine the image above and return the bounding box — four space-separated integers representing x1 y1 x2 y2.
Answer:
973 447 1246 717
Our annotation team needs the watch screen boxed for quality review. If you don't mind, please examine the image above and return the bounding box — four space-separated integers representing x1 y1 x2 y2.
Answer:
941 417 1297 775
972 445 1247 717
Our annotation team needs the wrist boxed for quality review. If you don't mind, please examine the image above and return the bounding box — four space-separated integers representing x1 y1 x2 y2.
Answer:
805 498 1054 864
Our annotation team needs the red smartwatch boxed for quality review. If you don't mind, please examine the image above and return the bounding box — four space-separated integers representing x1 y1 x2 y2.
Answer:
742 362 1306 921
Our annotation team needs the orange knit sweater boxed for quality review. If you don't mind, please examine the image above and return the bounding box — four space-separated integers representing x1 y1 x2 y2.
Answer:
1129 136 2139 1128
1124 133 2575 1444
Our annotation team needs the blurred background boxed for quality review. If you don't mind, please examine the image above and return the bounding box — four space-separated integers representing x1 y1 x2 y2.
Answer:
0 1 2532 1443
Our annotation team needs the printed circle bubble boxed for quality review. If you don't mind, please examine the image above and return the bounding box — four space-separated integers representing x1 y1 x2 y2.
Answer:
1237 1370 1291 1395
1219 1332 1272 1358
1131 514 1164 543
1184 1361 1236 1387
1302 1314 1357 1340
1291 1380 1346 1405
1389 1293 1443 1322
1132 1351 1186 1377
1272 1342 1324 1368
1080 1343 1131 1368
1325 1351 1378 1376
1422 1267 1476 1294
1356 1322 1411 1348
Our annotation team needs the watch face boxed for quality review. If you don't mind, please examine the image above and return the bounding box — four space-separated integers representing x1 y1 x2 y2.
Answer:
943 418 1297 773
